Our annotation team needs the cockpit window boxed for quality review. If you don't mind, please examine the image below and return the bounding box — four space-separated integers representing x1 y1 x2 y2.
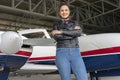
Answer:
22 32 46 38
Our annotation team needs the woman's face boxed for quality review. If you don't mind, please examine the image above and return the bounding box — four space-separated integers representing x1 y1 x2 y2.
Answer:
59 5 70 19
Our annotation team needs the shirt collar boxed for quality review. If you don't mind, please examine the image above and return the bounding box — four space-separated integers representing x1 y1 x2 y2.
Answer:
61 18 70 21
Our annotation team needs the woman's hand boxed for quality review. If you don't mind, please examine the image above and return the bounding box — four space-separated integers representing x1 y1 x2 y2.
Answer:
74 26 80 30
51 30 63 36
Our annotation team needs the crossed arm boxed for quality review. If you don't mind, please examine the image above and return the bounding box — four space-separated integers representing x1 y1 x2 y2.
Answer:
51 26 82 40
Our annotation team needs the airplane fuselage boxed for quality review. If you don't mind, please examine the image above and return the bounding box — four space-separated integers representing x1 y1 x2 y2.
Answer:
21 33 120 73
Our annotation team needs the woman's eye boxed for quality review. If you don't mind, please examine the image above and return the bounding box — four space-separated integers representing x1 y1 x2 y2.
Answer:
65 9 68 11
61 10 64 12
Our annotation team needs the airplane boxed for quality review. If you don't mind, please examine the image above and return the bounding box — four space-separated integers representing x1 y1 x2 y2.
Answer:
0 29 120 80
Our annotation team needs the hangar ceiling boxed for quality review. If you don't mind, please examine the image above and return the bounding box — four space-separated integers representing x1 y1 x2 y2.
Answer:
0 0 120 34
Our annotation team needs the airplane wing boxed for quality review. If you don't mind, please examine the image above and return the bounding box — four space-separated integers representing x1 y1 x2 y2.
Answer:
23 38 56 46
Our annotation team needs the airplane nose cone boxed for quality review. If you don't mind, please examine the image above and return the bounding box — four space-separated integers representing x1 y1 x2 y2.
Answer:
0 31 23 55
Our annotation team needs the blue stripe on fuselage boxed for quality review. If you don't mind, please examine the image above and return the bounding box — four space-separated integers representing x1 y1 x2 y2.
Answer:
29 54 120 72
83 54 120 71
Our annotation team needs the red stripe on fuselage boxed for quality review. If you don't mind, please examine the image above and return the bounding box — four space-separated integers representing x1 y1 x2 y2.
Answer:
16 51 32 57
29 56 55 61
0 50 32 57
28 46 120 61
81 46 120 56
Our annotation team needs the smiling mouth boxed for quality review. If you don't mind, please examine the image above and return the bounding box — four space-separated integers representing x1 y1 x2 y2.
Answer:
63 14 68 16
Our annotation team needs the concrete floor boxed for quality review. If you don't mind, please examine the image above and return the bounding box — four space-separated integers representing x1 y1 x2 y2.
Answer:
9 74 76 80
8 72 120 80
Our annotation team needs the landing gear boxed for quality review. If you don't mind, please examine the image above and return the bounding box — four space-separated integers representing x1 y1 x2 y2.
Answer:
90 77 99 80
0 67 9 80
89 72 99 80
0 66 4 71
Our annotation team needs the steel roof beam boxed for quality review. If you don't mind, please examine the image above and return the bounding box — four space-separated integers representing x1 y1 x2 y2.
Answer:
104 0 119 8
0 5 59 20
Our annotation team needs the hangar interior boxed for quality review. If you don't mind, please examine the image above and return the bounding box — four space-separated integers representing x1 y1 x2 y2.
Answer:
0 0 120 34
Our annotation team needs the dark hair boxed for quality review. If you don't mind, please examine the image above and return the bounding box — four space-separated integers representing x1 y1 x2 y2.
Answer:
59 2 70 11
